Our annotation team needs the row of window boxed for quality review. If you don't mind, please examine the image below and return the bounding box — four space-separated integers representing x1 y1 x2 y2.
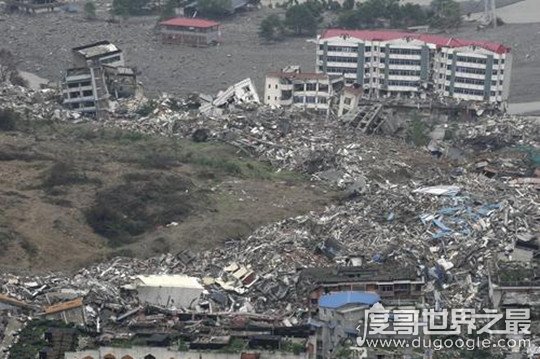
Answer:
387 80 420 87
325 66 357 74
448 54 505 65
66 90 94 99
454 77 485 86
388 48 422 55
388 69 421 77
325 55 358 63
388 58 421 65
293 96 327 104
67 81 91 88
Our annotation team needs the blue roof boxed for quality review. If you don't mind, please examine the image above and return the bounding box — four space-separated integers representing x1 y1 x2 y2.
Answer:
319 291 380 309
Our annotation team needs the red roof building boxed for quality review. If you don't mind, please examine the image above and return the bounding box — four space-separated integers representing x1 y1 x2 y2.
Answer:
320 29 509 54
159 17 221 47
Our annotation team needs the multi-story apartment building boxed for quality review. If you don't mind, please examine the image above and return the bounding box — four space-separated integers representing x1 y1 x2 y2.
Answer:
316 29 512 104
264 67 342 115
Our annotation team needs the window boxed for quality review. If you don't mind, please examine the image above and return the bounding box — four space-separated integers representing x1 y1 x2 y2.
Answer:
274 96 277 100
293 84 304 91
318 97 327 104
319 84 328 92
305 96 316 103
82 90 93 97
275 84 278 89
380 285 394 292
306 83 316 91
344 97 352 105
268 84 271 88
267 96 270 100
293 96 303 103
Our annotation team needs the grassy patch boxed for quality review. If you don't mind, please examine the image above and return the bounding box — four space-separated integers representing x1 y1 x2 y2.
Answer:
85 172 210 246
41 161 101 191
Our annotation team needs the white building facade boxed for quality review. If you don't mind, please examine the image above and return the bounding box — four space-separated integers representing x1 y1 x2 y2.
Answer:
316 29 512 104
264 68 340 115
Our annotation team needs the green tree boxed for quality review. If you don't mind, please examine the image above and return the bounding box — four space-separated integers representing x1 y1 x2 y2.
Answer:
259 14 285 41
430 0 461 29
84 1 97 19
285 3 319 35
197 0 231 18
160 0 177 19
111 0 150 17
337 10 359 28
112 0 130 17
342 0 354 10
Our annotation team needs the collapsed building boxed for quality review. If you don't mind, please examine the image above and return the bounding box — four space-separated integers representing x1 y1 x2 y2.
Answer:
316 29 512 105
62 41 141 118
1 68 539 358
264 66 343 116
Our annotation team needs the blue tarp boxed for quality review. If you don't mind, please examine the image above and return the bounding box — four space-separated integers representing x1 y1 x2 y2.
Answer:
319 291 380 309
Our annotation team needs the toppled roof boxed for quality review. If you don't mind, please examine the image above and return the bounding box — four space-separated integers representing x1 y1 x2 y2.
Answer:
72 41 121 59
159 17 220 29
320 29 510 54
267 72 328 81
134 274 204 289
44 298 83 315
319 291 380 309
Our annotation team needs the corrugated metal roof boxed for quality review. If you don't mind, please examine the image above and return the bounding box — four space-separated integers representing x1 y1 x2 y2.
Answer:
135 274 204 289
320 29 510 54
319 291 380 309
160 17 220 28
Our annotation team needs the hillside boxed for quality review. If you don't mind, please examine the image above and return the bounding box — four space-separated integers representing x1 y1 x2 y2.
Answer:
0 117 334 273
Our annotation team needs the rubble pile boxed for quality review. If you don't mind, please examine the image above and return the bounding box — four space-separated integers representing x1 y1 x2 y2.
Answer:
1 78 538 353
0 82 82 122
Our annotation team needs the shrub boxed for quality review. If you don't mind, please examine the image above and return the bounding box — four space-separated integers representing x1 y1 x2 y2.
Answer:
0 108 19 131
85 173 207 246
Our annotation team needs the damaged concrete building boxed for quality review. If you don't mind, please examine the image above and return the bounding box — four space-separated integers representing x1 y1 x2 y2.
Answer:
62 41 140 118
264 66 343 115
130 275 204 309
316 29 512 104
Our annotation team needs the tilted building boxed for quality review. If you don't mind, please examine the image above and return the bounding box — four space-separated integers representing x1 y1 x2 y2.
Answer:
264 66 343 115
316 29 512 104
62 41 139 118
